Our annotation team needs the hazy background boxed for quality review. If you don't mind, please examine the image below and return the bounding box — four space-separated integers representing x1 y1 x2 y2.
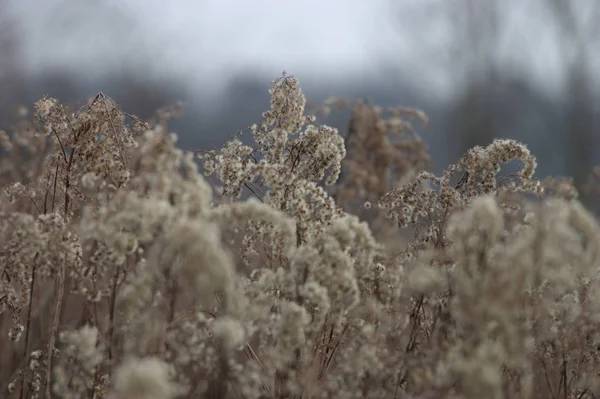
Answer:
1 0 599 205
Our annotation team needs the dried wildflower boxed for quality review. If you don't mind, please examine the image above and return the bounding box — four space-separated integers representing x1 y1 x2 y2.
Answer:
111 357 182 399
3 74 600 399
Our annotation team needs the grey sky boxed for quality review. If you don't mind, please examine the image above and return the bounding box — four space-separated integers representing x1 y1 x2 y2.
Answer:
3 0 599 102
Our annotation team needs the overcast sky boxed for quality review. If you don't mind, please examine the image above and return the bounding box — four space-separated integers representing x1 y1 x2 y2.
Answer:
2 0 599 103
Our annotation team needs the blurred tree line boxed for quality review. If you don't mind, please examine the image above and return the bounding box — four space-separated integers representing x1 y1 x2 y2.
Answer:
1 0 599 210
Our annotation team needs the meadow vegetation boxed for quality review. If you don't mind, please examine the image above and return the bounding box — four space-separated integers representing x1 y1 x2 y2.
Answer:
1 73 599 398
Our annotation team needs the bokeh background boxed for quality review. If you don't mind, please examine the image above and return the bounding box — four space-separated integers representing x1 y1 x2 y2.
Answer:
1 0 599 207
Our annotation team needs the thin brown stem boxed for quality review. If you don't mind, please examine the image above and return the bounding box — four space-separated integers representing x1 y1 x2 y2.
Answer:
19 259 37 399
107 268 120 362
45 262 66 399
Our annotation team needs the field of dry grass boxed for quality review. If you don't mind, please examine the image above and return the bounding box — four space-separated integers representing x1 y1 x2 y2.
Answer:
1 73 600 398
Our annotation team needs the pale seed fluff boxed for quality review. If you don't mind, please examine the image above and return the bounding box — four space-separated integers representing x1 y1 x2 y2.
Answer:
212 316 246 350
111 357 182 399
81 172 99 189
60 325 104 372
407 264 444 294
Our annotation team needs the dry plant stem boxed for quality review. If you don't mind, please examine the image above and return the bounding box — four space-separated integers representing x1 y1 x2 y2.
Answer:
44 122 75 398
63 137 77 217
559 358 567 399
107 267 120 362
502 365 520 396
406 294 425 352
164 267 177 324
19 260 36 399
51 162 59 213
100 93 127 167
317 323 348 379
45 262 65 399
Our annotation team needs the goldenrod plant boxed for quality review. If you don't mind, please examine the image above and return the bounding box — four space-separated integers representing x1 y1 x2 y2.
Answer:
1 73 599 399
